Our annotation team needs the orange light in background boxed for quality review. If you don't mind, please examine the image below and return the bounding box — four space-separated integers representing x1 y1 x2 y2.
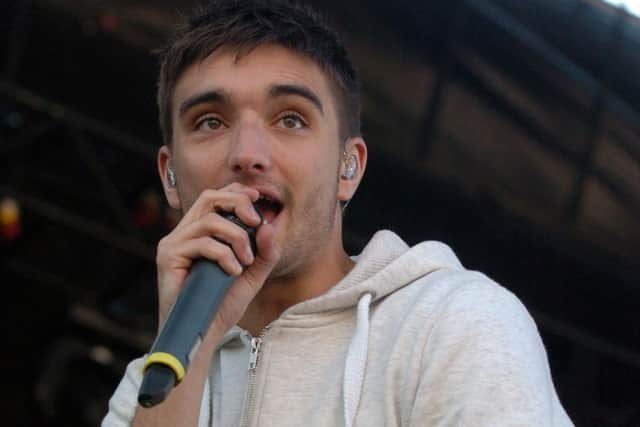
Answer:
99 11 119 33
0 197 21 241
133 190 161 228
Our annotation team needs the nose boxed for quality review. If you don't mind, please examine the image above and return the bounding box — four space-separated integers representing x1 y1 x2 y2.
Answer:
227 120 272 175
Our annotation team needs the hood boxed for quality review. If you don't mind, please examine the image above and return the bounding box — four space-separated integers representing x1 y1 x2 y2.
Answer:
285 229 464 315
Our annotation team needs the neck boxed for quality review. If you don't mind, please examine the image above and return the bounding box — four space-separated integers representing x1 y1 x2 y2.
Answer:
238 219 354 336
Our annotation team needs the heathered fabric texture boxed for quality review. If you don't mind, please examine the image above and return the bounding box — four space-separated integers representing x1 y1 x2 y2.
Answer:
103 230 573 426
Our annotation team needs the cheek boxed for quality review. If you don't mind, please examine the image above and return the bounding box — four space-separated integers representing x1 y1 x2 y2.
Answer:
292 155 341 210
286 148 339 190
175 145 227 194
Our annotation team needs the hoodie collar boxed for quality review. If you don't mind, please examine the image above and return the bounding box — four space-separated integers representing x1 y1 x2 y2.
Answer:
218 229 464 345
285 230 464 315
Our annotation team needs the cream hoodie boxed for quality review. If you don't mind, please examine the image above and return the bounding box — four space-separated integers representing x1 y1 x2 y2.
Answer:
103 230 574 426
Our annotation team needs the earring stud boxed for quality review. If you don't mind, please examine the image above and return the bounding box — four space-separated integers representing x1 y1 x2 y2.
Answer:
341 153 357 180
167 167 177 187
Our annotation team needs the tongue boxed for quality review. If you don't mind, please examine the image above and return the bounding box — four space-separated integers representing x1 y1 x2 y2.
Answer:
254 203 279 224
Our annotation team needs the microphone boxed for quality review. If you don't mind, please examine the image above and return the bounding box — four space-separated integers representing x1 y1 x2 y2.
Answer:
137 211 260 408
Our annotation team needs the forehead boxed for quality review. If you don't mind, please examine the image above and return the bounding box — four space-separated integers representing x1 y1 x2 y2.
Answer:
172 44 338 116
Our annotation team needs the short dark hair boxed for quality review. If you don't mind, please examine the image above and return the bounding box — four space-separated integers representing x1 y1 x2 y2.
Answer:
156 0 361 146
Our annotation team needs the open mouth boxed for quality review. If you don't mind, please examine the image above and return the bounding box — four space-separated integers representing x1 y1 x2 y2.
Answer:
254 194 283 224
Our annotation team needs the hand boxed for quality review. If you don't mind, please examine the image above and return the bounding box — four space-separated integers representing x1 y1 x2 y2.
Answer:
155 183 280 334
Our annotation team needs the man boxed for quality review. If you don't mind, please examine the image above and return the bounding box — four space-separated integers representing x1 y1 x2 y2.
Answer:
103 1 573 426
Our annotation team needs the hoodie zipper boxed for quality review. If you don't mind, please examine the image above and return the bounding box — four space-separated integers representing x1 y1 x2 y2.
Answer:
239 325 271 427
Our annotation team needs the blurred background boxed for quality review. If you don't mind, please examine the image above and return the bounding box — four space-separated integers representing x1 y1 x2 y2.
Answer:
1 0 639 425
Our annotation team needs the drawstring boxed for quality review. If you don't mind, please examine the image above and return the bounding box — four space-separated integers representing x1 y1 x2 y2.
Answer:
343 292 373 427
200 377 211 427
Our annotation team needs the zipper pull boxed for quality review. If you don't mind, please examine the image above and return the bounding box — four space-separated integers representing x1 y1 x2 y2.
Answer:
248 337 262 371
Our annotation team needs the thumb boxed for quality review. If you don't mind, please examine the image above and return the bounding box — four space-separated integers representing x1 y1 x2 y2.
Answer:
237 222 280 297
209 223 280 335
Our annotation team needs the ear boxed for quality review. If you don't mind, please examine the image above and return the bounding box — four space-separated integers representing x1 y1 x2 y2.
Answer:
337 137 367 204
158 145 182 210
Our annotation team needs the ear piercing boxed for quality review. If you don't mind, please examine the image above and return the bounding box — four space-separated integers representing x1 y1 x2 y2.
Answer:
341 152 357 180
167 166 177 187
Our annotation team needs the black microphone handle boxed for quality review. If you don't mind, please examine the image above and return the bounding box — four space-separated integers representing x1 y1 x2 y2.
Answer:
138 212 259 408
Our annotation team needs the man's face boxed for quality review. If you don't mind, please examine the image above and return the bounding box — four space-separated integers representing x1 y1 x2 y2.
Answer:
163 44 351 277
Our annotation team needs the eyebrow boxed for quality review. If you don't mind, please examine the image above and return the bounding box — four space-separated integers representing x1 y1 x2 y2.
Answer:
177 83 325 119
268 84 324 115
178 89 230 118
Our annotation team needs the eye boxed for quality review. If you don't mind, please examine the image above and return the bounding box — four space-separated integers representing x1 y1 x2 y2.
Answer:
276 113 307 130
195 116 225 132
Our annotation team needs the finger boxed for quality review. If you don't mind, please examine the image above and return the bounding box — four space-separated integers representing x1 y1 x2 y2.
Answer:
173 236 244 276
172 212 255 266
236 222 280 296
178 189 262 228
255 223 280 265
156 233 246 328
220 183 260 200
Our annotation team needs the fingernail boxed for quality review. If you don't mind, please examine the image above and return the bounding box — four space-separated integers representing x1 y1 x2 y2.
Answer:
234 259 244 275
251 206 262 222
245 246 255 263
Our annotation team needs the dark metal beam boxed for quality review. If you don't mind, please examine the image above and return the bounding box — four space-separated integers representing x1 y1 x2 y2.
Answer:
0 118 59 157
69 129 139 235
0 185 155 261
416 0 469 159
69 304 153 351
3 258 153 350
0 81 157 160
465 0 640 164
533 309 640 369
568 6 628 222
453 57 640 220
4 257 83 300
